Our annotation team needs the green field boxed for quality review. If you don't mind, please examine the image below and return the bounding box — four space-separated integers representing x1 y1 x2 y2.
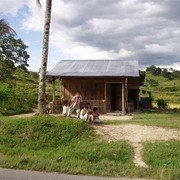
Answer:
104 110 180 128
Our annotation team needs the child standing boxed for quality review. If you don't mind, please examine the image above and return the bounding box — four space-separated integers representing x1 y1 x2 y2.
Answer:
62 99 69 116
67 91 82 118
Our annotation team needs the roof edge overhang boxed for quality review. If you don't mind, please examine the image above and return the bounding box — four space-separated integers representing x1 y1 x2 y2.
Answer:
46 75 140 78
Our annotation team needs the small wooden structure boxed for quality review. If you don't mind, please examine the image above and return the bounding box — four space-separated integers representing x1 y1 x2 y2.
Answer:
47 60 144 115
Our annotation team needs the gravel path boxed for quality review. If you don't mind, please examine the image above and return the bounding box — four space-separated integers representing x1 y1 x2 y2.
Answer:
94 124 180 168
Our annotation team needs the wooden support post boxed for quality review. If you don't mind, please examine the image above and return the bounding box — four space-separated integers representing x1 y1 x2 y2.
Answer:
137 89 140 109
52 77 55 101
125 77 128 111
122 79 125 115
104 83 107 113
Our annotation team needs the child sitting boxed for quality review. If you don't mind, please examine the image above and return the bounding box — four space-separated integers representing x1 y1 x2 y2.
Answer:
80 105 88 120
80 105 93 123
86 109 93 123
93 107 101 123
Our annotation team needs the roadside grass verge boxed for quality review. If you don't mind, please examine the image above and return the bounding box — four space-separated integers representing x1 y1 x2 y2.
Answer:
104 111 180 128
0 141 136 177
0 115 136 177
0 115 93 149
143 140 180 180
0 115 179 179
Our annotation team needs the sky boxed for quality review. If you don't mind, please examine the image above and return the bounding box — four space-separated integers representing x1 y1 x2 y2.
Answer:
0 0 180 71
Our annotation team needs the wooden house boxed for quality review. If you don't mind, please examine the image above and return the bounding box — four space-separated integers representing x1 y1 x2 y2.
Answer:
47 60 144 115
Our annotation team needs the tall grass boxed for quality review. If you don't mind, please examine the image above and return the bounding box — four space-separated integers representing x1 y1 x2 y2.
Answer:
143 140 180 180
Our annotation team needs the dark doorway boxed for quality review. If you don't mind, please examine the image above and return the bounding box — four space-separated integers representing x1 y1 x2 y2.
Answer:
110 83 122 111
128 89 138 108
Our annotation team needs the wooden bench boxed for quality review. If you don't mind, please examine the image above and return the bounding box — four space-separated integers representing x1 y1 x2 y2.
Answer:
50 100 62 114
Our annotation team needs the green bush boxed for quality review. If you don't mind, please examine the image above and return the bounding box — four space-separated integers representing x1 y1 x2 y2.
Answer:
161 69 174 80
156 99 168 109
0 84 37 115
146 78 159 87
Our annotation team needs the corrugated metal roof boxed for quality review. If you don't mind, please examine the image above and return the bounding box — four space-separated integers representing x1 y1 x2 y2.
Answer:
47 60 139 77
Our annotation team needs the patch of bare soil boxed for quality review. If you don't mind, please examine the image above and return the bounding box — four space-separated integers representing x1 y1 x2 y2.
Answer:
10 112 36 118
94 125 180 168
100 114 133 121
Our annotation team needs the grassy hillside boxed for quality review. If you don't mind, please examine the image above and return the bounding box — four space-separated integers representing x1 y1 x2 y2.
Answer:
0 68 61 115
140 72 180 108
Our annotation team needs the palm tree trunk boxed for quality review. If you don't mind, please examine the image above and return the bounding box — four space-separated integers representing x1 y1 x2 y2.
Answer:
38 0 52 114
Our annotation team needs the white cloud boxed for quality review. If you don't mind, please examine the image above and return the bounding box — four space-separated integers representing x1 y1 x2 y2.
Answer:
145 44 174 53
0 0 28 16
118 49 135 59
0 0 180 69
21 1 44 31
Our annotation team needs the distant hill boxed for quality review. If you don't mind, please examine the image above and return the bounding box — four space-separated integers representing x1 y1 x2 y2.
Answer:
140 66 180 108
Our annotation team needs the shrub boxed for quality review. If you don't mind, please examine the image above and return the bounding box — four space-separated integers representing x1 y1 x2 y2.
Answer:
145 78 159 87
161 69 175 80
156 99 168 109
0 85 37 115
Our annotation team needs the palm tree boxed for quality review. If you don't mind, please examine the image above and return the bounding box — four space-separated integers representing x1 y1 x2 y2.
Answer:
37 0 52 114
0 19 16 36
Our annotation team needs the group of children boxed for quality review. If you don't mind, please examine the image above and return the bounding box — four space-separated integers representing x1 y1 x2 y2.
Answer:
80 104 100 123
62 92 101 123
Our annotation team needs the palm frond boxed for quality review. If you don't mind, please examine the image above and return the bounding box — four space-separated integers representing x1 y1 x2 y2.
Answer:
0 19 16 36
36 0 42 8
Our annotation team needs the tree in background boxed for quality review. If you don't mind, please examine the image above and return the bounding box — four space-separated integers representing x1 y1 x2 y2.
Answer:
0 19 29 81
146 65 179 80
161 68 174 80
146 65 162 76
37 0 52 114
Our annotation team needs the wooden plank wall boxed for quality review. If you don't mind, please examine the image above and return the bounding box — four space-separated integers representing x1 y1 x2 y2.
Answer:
61 77 140 113
62 78 106 112
128 77 139 89
62 79 105 100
